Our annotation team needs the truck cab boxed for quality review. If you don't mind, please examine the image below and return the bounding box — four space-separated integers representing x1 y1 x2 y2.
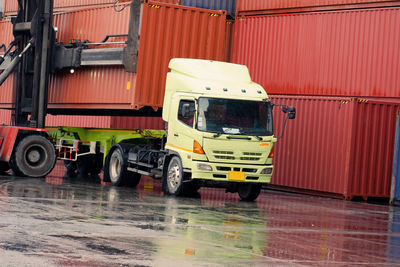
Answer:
162 59 277 200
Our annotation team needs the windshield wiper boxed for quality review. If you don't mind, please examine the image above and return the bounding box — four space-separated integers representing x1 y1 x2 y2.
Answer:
213 132 222 138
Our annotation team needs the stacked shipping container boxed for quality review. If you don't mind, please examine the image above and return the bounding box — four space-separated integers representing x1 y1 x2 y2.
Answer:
234 0 400 200
0 2 226 111
0 0 231 130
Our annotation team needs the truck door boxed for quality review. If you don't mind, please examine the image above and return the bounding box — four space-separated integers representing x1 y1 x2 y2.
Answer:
166 98 196 166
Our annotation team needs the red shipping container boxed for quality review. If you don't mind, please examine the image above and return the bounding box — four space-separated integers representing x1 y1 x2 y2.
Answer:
270 95 399 200
0 109 11 125
0 1 226 112
224 19 235 62
2 0 180 16
45 115 165 129
233 7 400 98
0 19 14 107
236 0 400 15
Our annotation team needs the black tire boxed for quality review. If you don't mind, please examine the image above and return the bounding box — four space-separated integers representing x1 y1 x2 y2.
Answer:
108 147 129 186
238 184 262 201
164 156 184 196
11 135 56 178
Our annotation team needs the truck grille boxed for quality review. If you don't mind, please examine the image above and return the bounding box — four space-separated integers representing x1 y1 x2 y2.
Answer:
212 150 263 162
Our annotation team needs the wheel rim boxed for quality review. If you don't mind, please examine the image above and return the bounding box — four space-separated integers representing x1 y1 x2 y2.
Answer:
168 161 181 193
110 153 121 183
24 144 46 167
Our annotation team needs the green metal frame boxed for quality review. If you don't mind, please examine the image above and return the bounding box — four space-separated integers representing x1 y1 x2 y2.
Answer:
48 127 166 163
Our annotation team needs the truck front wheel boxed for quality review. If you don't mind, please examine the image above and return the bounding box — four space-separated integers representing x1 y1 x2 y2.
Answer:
238 184 262 201
165 156 184 196
10 135 56 178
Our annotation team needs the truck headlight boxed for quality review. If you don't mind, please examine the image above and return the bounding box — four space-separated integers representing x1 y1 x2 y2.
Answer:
197 163 212 171
261 168 273 175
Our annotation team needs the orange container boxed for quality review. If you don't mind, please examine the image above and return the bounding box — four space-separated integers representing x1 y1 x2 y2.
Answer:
236 0 400 15
0 1 226 113
224 19 235 62
0 110 164 129
2 0 179 16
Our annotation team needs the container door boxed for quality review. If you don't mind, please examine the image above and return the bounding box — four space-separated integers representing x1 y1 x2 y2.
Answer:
391 112 400 205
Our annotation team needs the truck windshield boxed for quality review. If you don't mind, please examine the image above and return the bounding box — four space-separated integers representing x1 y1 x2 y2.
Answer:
197 98 273 136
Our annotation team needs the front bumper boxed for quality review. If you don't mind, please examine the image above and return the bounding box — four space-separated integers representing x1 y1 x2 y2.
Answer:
191 161 273 183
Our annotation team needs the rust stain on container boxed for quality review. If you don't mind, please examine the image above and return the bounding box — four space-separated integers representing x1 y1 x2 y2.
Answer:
233 7 400 98
270 95 399 200
0 1 226 112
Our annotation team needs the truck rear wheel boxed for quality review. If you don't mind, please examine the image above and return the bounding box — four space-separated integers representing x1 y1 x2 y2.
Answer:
238 184 262 201
10 135 56 178
108 147 141 187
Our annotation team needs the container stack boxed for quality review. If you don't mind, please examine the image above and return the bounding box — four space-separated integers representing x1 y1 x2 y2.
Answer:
233 0 400 200
0 0 231 129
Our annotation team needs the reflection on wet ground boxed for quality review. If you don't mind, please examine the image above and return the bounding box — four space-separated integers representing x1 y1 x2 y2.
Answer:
0 163 399 266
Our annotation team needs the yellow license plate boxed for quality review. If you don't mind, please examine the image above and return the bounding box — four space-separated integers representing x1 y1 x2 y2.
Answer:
228 171 245 181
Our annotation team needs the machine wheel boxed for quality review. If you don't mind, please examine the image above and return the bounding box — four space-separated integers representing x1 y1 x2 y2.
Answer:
165 156 184 196
11 135 56 178
108 147 128 186
238 183 262 201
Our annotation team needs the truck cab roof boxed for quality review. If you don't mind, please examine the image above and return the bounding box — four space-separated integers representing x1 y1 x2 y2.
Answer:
169 58 252 83
166 58 268 99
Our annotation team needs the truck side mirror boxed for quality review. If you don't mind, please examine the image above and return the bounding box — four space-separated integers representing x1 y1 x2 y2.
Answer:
182 103 191 118
288 106 296 119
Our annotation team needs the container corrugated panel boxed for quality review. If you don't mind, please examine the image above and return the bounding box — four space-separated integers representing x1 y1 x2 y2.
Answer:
0 2 225 111
0 109 11 125
233 8 400 97
180 0 236 17
348 100 399 199
270 95 399 200
236 0 400 13
45 115 112 128
131 1 225 109
271 95 354 196
45 115 164 129
224 20 234 62
0 19 14 108
110 116 165 129
2 0 177 16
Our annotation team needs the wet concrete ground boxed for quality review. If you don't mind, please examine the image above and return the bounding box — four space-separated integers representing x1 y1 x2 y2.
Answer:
0 163 399 266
